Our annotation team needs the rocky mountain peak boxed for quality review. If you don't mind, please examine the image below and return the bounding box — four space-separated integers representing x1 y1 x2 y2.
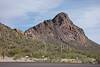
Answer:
25 12 87 45
53 12 68 20
52 12 70 24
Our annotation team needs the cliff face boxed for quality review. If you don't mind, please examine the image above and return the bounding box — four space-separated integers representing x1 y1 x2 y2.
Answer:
25 12 87 46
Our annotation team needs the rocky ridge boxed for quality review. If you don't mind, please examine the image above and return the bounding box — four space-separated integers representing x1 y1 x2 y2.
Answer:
25 12 87 47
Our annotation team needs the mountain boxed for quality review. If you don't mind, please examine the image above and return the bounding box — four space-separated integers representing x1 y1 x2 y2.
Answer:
25 12 100 50
24 12 100 63
0 12 100 63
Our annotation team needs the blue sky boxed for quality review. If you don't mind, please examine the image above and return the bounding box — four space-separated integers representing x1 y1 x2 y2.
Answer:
0 0 100 44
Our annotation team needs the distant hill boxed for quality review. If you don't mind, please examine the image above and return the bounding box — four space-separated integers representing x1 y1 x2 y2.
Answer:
0 12 100 63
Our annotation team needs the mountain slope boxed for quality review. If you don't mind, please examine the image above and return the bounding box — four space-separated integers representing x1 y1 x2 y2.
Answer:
0 23 47 58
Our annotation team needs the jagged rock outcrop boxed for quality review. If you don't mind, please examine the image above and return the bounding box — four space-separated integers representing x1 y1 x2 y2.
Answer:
25 12 87 46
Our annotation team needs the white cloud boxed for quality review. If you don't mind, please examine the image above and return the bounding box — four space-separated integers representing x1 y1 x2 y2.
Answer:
0 0 63 19
80 7 100 28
